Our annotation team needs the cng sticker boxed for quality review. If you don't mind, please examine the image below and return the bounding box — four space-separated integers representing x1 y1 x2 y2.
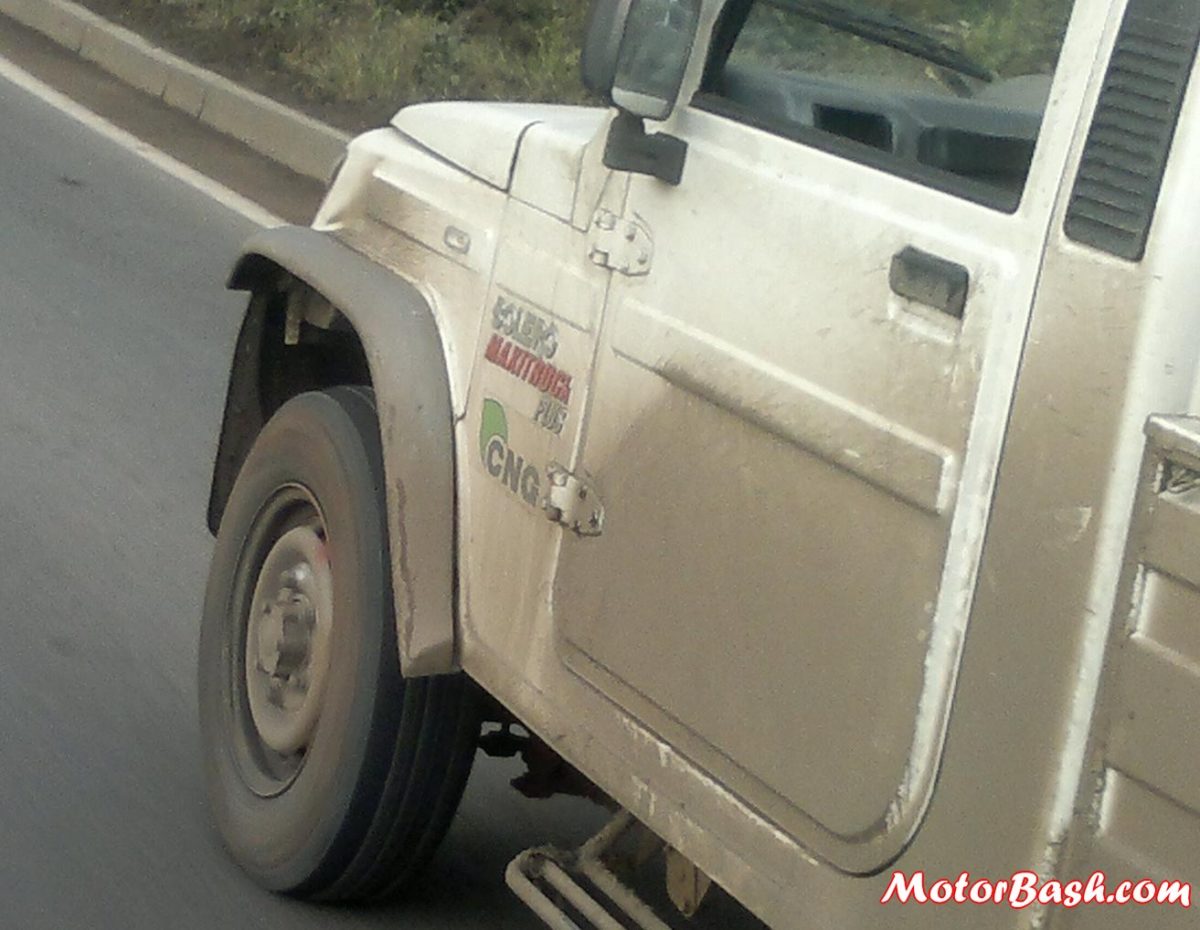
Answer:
480 398 541 508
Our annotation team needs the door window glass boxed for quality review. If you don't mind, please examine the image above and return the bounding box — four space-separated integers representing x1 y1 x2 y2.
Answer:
697 0 1075 208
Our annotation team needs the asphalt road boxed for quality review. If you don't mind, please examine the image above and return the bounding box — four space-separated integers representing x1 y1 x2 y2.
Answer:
0 60 602 929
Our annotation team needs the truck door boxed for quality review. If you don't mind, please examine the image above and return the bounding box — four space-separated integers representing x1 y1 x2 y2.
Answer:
554 0 1078 872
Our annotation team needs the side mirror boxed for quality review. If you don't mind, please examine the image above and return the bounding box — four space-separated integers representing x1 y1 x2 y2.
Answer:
582 0 702 122
582 0 701 184
581 0 632 100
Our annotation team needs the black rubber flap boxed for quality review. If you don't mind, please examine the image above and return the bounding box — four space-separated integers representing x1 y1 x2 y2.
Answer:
1064 0 1200 261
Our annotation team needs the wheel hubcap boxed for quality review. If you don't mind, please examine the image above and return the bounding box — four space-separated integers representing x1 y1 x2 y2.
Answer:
245 524 333 756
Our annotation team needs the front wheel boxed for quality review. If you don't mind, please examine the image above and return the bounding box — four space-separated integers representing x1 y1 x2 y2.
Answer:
199 386 478 901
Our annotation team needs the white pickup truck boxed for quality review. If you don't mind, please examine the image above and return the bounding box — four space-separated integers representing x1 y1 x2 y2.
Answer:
198 1 1199 927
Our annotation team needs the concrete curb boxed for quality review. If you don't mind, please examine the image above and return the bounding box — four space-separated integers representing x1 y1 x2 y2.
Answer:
0 0 350 182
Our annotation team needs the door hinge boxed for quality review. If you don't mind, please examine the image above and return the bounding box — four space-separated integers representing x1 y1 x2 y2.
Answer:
545 464 605 537
588 209 653 276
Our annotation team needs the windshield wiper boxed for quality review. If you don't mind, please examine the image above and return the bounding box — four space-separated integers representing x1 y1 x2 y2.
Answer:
764 0 995 83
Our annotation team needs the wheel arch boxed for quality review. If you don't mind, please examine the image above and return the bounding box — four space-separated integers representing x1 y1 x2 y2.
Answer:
211 225 458 676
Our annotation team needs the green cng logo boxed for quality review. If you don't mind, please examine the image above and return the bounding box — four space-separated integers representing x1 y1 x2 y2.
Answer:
480 399 541 507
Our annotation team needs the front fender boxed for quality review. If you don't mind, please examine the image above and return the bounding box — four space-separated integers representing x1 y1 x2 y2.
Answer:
219 226 457 677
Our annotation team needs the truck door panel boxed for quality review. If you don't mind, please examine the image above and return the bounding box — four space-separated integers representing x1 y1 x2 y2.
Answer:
554 0 1077 873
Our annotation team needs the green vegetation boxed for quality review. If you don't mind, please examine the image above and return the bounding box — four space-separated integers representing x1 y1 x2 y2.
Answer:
881 0 1074 77
76 0 1076 131
79 0 590 128
955 0 1074 77
745 0 1074 83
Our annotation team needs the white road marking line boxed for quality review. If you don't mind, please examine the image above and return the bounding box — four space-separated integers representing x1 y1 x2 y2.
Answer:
0 54 285 228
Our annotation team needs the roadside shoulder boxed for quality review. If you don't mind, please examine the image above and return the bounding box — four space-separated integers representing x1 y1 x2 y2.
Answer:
0 0 347 182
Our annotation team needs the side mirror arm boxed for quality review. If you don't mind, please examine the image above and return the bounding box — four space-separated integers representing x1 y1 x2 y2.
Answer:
603 111 689 186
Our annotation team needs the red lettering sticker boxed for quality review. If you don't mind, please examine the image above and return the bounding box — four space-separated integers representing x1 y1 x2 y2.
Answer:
483 335 574 408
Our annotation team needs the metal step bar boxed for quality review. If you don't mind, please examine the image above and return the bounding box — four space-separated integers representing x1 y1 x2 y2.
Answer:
506 812 677 930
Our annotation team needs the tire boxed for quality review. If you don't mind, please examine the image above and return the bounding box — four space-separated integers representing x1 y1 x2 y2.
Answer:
199 386 478 902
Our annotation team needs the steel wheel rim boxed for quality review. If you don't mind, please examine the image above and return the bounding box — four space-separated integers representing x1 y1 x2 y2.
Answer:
228 484 333 798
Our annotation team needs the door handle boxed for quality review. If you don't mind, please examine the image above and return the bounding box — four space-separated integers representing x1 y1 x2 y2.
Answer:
889 246 969 320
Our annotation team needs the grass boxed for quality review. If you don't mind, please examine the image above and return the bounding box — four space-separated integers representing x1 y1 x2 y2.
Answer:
71 0 1075 132
956 0 1075 77
240 0 590 105
74 0 591 130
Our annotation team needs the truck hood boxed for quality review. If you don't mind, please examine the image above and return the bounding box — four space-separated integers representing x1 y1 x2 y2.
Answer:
391 102 599 191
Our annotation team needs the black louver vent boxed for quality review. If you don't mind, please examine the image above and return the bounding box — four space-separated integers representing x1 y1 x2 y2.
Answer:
1064 0 1200 261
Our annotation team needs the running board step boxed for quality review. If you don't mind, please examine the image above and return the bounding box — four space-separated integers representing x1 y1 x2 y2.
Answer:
506 813 677 930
